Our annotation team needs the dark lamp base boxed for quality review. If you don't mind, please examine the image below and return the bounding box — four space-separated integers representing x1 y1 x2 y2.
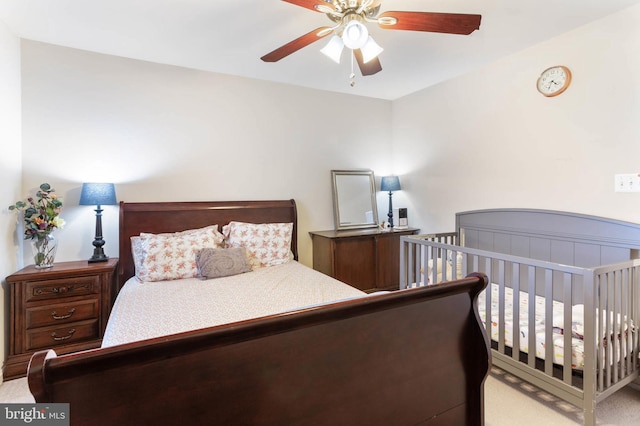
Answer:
88 255 109 263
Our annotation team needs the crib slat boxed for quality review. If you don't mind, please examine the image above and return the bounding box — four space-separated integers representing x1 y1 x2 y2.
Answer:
527 266 536 368
604 272 612 389
563 272 572 384
613 270 620 383
624 267 632 376
512 263 521 358
631 266 639 376
597 274 606 391
544 269 553 376
497 260 506 355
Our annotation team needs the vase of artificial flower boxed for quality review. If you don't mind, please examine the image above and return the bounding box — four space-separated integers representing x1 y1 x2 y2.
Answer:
9 183 65 268
31 233 58 269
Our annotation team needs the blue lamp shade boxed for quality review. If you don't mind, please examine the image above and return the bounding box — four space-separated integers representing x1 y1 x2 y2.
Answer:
79 183 117 207
381 176 401 192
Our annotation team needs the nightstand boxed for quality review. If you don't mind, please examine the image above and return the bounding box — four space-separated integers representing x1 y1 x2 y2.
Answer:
310 228 419 292
3 258 118 380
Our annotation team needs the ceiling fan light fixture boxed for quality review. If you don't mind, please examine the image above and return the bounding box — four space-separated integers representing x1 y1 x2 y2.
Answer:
320 35 345 64
360 36 383 63
342 20 369 49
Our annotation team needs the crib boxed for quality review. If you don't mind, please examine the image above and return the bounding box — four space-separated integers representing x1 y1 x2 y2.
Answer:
400 209 640 426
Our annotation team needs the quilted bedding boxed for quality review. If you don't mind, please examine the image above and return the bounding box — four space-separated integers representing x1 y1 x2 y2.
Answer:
478 284 634 370
103 261 366 347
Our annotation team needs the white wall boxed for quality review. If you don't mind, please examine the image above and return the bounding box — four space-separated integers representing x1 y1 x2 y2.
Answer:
19 41 393 267
8 3 640 377
392 5 640 233
0 19 22 382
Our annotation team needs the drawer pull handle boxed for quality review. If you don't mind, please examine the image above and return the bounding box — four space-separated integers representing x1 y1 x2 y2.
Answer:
33 283 92 297
51 329 76 341
51 308 76 320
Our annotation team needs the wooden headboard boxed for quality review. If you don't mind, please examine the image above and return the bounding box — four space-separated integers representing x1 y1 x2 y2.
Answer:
118 199 298 289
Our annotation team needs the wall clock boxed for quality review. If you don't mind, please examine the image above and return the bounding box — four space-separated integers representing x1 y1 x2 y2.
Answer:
536 65 572 97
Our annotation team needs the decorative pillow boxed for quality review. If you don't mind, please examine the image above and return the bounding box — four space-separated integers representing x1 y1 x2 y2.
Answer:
222 221 293 269
196 247 252 279
135 225 225 282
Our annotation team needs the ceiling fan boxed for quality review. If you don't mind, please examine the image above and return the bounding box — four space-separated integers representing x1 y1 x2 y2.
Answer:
261 0 482 78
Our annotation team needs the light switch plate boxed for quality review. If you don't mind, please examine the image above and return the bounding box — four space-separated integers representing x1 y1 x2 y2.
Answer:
614 174 640 192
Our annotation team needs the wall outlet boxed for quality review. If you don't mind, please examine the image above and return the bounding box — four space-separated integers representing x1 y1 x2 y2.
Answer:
614 174 640 192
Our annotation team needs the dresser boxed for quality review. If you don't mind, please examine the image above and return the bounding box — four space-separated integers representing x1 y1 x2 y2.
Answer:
3 258 118 380
310 228 418 292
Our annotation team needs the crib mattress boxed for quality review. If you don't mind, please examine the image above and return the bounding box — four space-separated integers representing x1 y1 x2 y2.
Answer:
478 284 586 370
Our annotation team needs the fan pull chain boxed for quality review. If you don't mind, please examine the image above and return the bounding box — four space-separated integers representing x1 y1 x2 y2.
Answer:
350 52 356 87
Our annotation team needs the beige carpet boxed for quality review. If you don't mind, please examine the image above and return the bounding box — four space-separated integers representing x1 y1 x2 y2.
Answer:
0 377 34 403
486 368 640 425
1 368 639 424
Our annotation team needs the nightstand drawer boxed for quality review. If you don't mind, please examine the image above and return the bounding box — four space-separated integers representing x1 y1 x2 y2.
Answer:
26 299 99 329
5 258 117 380
26 275 99 302
26 320 99 351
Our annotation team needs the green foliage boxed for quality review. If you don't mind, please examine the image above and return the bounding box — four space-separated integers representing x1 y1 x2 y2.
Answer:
8 183 65 240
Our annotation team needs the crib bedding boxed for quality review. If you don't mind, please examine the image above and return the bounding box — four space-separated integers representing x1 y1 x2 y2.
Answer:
103 261 366 347
478 283 586 369
477 283 634 371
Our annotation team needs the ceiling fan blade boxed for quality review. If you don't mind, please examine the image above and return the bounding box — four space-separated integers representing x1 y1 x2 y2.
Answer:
281 0 334 13
261 27 333 62
354 49 382 76
378 11 481 35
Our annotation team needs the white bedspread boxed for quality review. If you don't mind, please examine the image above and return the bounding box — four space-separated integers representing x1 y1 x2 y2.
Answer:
103 261 366 347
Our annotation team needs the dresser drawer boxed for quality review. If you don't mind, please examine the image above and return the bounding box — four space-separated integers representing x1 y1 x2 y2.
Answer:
26 320 99 351
26 299 99 329
26 275 99 302
4 259 118 380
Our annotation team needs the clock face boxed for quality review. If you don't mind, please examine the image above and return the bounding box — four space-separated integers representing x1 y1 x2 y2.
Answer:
536 66 571 97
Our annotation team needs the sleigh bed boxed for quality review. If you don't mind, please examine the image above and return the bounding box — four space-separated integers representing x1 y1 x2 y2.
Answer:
27 199 491 426
400 208 640 426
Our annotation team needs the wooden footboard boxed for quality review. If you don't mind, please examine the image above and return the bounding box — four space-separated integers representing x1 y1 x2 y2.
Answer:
28 275 490 426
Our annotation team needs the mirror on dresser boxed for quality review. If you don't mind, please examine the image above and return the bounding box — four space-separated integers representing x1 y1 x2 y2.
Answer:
331 169 379 230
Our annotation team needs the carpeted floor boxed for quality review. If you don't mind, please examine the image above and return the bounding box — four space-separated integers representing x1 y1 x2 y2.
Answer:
2 368 639 424
486 368 640 425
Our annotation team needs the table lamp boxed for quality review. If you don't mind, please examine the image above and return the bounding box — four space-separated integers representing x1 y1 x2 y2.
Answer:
380 176 401 228
79 182 117 262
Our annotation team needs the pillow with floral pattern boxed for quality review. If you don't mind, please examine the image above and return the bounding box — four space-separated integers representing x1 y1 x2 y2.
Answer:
222 221 293 269
134 225 224 282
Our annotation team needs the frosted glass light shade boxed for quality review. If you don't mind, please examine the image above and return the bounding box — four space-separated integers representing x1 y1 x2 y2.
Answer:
342 21 369 49
320 35 345 64
360 36 383 63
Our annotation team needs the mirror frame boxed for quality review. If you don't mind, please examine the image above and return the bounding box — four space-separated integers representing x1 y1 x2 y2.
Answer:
331 169 379 231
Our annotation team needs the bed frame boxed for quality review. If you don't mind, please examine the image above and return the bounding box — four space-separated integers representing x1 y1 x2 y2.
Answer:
27 200 491 425
400 208 640 426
